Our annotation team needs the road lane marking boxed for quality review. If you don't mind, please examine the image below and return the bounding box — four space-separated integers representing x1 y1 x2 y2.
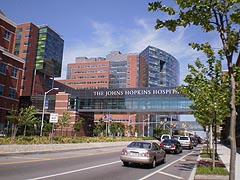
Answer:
25 160 121 180
138 151 194 180
158 171 184 179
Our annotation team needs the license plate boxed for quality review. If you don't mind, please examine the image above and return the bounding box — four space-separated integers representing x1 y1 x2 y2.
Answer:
130 152 138 156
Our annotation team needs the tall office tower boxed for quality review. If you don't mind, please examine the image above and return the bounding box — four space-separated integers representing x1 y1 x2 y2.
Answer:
13 23 39 96
58 57 110 89
34 25 64 95
13 24 64 96
140 46 179 87
0 12 24 129
107 51 139 88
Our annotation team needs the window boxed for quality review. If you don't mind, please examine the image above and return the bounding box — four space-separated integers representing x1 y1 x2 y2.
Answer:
11 67 18 78
9 88 16 99
24 42 31 46
4 30 11 40
0 85 4 96
0 63 6 74
26 26 32 31
25 34 31 38
22 50 29 54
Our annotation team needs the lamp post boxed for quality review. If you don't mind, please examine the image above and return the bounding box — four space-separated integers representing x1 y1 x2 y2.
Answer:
40 87 59 136
142 119 148 137
128 114 136 137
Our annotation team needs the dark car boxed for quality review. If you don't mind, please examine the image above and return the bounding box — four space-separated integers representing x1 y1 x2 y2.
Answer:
160 139 183 154
120 141 166 168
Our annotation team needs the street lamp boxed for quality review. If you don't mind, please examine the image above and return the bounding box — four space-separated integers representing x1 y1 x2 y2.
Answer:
142 119 148 137
128 114 136 137
40 87 59 136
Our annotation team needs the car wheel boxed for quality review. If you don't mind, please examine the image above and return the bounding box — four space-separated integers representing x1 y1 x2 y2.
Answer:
123 161 129 166
151 158 156 168
162 155 166 164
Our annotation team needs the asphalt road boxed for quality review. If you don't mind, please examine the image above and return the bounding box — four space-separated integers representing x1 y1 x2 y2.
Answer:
0 145 201 180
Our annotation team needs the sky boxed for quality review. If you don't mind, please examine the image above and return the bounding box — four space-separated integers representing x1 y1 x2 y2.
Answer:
2 0 224 125
1 0 223 84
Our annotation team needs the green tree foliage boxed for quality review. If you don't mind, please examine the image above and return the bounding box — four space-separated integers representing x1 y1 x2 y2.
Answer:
109 122 125 136
178 57 229 127
73 117 85 137
6 106 21 138
6 106 39 138
148 1 239 179
19 106 39 136
56 111 71 136
93 119 106 136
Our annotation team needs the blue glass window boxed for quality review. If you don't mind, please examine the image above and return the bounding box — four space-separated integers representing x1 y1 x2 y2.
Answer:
0 84 4 96
11 67 18 78
0 63 6 74
9 88 16 99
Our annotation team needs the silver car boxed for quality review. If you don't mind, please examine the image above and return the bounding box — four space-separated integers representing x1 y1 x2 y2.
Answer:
120 141 166 168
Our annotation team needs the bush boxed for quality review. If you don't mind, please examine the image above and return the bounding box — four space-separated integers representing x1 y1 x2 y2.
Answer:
0 136 153 144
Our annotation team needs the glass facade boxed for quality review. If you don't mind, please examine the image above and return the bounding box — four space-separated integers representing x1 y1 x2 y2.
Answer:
14 28 22 56
66 87 193 114
35 26 64 77
140 46 179 87
109 61 127 88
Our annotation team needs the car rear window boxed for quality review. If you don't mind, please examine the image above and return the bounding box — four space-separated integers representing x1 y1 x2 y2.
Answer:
128 142 151 149
163 139 171 143
162 135 170 139
179 137 189 140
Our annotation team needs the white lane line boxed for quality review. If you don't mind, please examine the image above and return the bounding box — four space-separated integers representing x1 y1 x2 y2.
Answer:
26 160 121 180
158 171 184 179
138 151 194 180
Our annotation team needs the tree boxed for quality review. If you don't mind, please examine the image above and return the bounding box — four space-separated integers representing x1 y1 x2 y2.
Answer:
56 111 71 136
73 117 85 137
6 106 21 138
148 1 239 179
93 119 105 136
19 106 39 136
177 56 229 168
109 122 125 136
6 106 39 138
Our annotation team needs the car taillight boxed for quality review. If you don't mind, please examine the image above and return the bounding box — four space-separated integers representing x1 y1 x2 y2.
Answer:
143 151 150 157
160 143 164 147
171 144 176 148
121 149 127 155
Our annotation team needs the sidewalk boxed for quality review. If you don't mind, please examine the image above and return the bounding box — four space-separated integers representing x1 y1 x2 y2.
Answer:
0 141 131 155
217 144 240 180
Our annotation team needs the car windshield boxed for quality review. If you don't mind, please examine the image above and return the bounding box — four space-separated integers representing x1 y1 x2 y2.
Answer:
127 142 151 149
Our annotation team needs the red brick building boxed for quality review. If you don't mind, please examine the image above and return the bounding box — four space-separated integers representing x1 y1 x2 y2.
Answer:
0 12 24 129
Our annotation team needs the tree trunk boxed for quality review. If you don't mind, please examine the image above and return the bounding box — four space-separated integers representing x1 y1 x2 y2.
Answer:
23 125 27 136
229 72 236 180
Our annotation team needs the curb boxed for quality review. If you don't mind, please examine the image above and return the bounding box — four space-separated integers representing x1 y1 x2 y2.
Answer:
188 149 200 180
0 141 131 156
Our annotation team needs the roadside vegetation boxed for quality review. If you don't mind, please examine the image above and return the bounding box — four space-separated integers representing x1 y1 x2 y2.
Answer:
0 136 153 145
196 145 229 175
